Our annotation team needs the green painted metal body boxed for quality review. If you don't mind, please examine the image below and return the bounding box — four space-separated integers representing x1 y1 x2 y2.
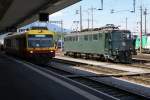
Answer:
64 29 132 63
135 35 147 49
64 31 106 54
135 35 150 53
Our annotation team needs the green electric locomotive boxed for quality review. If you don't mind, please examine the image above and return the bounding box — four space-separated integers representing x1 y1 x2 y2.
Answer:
64 25 133 63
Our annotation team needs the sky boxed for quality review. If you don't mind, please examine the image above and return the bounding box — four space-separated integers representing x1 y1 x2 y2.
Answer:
49 0 150 35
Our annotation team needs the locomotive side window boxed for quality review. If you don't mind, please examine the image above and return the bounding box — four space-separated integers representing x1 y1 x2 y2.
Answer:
89 35 92 41
99 33 102 39
69 37 72 41
75 36 79 41
84 35 88 41
93 34 98 40
64 37 67 41
72 37 75 41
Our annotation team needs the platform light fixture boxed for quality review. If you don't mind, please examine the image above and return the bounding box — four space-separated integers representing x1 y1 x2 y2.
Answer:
39 13 49 22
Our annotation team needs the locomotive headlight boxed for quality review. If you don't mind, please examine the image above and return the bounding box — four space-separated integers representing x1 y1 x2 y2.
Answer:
30 51 33 53
122 42 126 46
50 50 54 53
130 48 132 50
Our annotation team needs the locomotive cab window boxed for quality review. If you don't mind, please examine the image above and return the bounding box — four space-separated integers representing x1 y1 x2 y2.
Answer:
27 34 53 48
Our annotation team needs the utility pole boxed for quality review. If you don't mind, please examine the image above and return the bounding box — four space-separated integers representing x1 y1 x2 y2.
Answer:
80 6 83 31
125 17 128 30
140 6 143 54
90 7 96 31
144 8 147 35
89 6 102 31
87 11 90 29
91 7 94 31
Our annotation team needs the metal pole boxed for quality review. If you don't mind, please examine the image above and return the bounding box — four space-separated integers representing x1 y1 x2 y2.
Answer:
140 6 143 54
80 6 82 31
126 17 128 30
133 0 136 12
91 7 94 31
87 11 90 29
61 20 63 51
144 8 147 35
101 0 103 10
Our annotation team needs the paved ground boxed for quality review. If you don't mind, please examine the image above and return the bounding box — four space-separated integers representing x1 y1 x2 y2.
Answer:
0 53 101 100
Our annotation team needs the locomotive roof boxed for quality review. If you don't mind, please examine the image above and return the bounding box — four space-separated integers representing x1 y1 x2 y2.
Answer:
4 29 55 39
65 29 131 37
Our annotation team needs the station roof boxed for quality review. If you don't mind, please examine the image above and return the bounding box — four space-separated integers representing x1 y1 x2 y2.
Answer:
0 0 80 34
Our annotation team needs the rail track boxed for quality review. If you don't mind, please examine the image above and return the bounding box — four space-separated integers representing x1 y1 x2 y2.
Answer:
36 63 149 99
69 77 148 100
121 73 150 86
42 62 149 99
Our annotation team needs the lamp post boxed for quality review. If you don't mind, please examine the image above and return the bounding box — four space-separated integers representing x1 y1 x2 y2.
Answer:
111 9 134 14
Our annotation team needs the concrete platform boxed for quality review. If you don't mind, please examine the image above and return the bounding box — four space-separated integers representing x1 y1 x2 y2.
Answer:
55 56 150 73
0 53 107 100
133 53 150 61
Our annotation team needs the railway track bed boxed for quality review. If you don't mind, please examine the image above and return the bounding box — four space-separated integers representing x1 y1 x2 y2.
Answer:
47 60 150 99
120 73 150 86
52 56 150 87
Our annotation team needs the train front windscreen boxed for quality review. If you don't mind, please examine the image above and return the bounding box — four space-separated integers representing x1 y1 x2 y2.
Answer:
111 31 131 51
27 34 53 48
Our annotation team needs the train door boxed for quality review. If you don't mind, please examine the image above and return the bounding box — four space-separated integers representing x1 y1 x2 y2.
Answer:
18 37 26 56
105 33 111 52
